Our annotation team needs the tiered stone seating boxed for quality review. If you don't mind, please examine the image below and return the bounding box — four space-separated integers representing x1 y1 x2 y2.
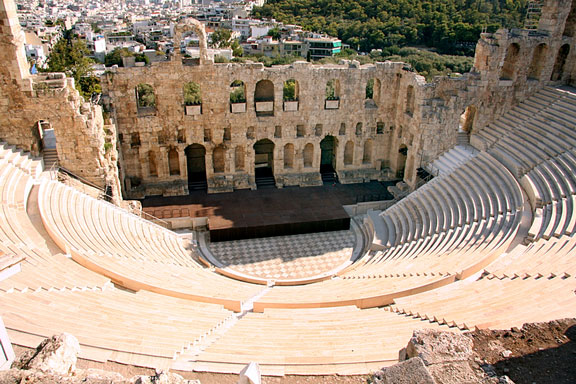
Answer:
191 306 457 375
0 287 235 369
425 145 478 176
38 180 262 311
391 274 576 330
0 145 110 293
353 152 523 279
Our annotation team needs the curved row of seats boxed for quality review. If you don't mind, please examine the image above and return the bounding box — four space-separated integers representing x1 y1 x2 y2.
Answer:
191 306 456 376
0 144 110 293
390 274 576 331
349 152 523 278
1 287 235 369
38 180 263 311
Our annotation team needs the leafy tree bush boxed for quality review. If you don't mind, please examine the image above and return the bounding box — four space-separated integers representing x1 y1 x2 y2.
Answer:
136 83 156 107
283 79 297 101
183 82 201 105
230 81 246 103
105 48 134 67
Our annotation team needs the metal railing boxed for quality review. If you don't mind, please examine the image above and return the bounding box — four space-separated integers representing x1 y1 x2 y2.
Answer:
49 164 171 230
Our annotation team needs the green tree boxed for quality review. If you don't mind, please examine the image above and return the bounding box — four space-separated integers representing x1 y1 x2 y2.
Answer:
267 27 281 40
136 83 156 107
210 28 233 48
45 32 98 100
105 47 135 67
183 82 201 105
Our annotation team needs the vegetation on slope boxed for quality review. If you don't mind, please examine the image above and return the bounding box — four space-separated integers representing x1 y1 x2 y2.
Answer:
253 0 528 55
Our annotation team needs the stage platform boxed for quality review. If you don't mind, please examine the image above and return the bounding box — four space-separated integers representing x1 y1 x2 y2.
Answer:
141 181 394 242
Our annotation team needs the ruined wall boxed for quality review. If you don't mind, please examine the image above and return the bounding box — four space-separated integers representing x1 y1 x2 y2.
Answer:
0 0 113 188
103 59 429 197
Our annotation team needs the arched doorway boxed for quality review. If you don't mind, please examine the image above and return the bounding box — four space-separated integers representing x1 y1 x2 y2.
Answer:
185 144 207 191
254 139 275 188
459 105 477 135
320 135 338 183
551 44 570 81
397 145 408 179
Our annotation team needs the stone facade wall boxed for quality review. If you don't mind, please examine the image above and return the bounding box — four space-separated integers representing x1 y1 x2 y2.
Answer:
102 60 429 197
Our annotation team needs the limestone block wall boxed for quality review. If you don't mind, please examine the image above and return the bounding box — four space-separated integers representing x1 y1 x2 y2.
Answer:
103 59 432 197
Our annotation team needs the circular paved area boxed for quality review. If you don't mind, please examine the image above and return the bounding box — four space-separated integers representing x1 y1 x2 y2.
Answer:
208 230 356 280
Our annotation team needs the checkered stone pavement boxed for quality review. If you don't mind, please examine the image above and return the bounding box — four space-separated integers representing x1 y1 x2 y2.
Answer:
209 230 356 280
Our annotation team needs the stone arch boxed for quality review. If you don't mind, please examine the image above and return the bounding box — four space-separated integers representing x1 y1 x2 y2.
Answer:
362 139 373 164
325 79 340 100
148 150 158 177
168 147 180 176
235 145 245 171
185 144 207 190
283 79 298 101
303 143 314 168
173 18 209 64
551 44 570 81
230 80 246 103
213 146 225 173
255 80 274 102
284 143 294 169
255 79 275 116
397 145 408 179
459 105 477 134
500 43 520 80
344 140 354 165
320 135 337 173
528 43 548 80
135 83 155 108
183 81 202 106
405 85 415 116
563 1 576 37
254 139 275 184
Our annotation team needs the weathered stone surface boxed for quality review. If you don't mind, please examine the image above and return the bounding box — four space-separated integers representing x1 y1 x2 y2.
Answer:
406 329 474 365
14 333 80 375
371 357 435 384
427 361 484 384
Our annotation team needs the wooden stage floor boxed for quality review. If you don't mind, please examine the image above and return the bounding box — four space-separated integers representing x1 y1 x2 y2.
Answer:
141 181 394 241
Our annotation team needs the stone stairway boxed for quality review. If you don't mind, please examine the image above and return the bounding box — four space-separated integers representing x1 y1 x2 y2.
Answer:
42 148 59 168
425 145 478 177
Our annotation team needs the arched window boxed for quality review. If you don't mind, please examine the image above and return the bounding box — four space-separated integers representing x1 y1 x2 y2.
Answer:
303 143 314 168
325 79 340 100
168 147 180 176
148 150 157 177
183 81 202 105
405 85 415 116
284 143 294 168
136 83 155 108
235 146 245 171
528 44 548 80
283 79 298 101
355 122 363 136
344 141 354 165
339 123 346 136
229 80 246 103
255 80 274 102
500 43 520 80
362 140 373 164
255 79 275 115
213 146 225 173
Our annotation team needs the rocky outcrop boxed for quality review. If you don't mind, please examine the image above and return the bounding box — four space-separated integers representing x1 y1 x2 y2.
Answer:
13 333 80 375
6 334 200 384
372 329 515 384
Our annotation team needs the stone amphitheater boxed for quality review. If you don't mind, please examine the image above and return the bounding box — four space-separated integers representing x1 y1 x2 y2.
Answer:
1 0 576 378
